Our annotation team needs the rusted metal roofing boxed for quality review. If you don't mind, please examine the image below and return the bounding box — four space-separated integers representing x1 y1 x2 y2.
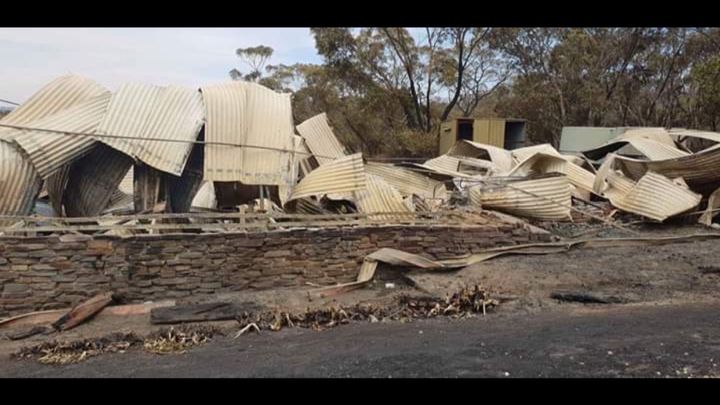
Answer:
0 142 42 218
0 75 107 135
62 145 133 217
12 93 112 178
202 81 294 185
365 162 448 201
468 174 573 221
95 83 204 176
296 113 347 165
353 174 412 220
287 153 366 203
447 140 514 173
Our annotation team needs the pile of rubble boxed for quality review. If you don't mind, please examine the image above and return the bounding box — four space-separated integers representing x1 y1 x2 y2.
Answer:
1 75 720 230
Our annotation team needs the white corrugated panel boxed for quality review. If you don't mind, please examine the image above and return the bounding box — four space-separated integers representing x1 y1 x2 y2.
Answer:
469 174 573 221
202 81 294 185
583 137 688 161
287 153 366 202
0 75 107 132
0 142 42 218
365 162 448 201
12 93 111 178
296 113 347 165
511 143 564 163
95 83 204 176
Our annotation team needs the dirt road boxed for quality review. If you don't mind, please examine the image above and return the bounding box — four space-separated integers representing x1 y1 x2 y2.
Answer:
2 302 720 378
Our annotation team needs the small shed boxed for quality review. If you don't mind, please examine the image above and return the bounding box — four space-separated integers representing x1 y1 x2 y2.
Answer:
438 118 527 155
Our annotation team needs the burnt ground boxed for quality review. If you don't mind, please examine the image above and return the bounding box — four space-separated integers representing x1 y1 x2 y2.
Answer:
2 225 720 377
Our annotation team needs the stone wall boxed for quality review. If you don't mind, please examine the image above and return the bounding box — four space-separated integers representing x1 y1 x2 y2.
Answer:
0 223 550 316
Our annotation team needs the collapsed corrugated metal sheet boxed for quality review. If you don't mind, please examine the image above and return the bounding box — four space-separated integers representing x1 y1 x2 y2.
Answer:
447 140 514 173
509 152 596 196
0 142 42 217
610 171 701 222
353 174 412 220
286 153 366 203
583 137 688 161
62 145 133 217
468 174 573 221
365 162 448 201
610 144 720 186
296 113 347 165
46 165 71 216
12 93 112 178
511 143 565 163
279 135 310 205
0 75 107 138
669 129 720 144
594 155 701 221
619 127 676 146
95 83 204 176
202 81 294 185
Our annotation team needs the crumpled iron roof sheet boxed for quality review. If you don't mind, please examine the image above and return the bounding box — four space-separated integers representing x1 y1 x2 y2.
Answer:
95 83 204 176
0 142 42 218
202 81 294 185
62 145 133 217
296 113 347 165
510 152 596 195
468 174 573 221
610 171 701 222
583 137 688 161
12 93 112 178
353 174 412 220
287 153 366 202
511 143 565 163
612 143 720 186
0 75 107 137
447 140 514 173
669 129 720 145
365 162 447 201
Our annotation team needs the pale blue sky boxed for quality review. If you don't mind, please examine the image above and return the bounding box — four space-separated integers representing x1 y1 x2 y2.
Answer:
0 28 322 103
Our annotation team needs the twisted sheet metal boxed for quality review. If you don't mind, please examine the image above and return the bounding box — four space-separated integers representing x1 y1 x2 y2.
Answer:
95 83 204 176
0 142 42 219
612 144 720 186
12 93 112 178
353 174 412 220
365 162 448 201
582 137 688 161
448 140 514 173
510 152 596 195
296 113 347 165
287 153 366 203
62 145 133 217
468 174 573 221
0 75 107 139
611 171 701 222
202 81 294 185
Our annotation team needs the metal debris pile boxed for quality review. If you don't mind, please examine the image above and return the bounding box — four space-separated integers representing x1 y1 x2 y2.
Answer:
2 75 720 233
234 284 497 337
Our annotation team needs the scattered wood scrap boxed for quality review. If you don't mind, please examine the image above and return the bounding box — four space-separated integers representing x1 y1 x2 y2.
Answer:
550 291 627 304
150 301 263 325
52 292 115 331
